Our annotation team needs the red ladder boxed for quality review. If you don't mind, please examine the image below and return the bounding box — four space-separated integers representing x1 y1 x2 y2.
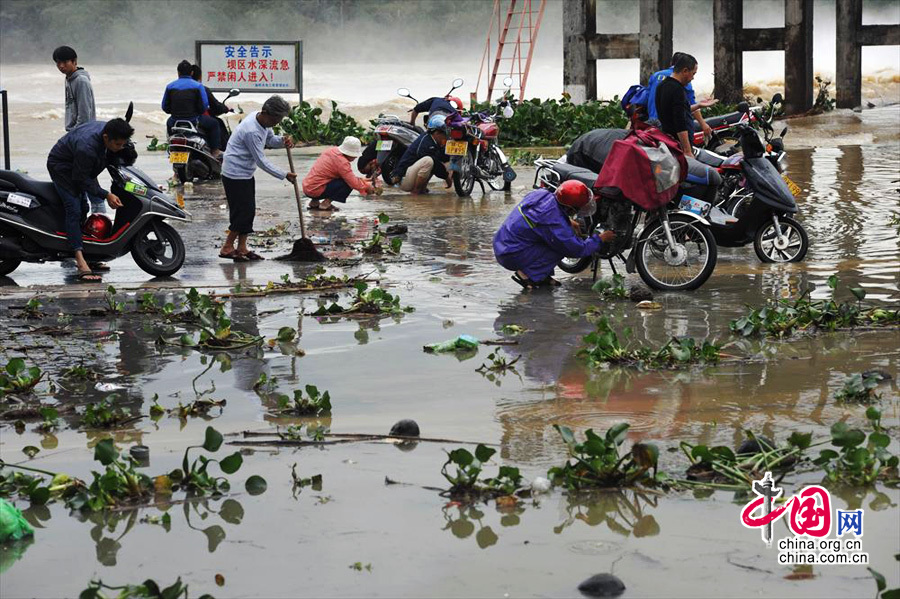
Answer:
474 0 546 103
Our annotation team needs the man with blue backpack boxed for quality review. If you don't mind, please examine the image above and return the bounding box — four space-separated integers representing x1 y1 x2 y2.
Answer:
622 52 718 142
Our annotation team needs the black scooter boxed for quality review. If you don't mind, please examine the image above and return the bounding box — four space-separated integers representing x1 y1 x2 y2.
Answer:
689 123 808 262
167 88 240 184
0 104 190 278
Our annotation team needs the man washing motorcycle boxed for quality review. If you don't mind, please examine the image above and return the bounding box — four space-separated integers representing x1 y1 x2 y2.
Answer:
46 119 133 281
392 115 453 194
493 181 615 289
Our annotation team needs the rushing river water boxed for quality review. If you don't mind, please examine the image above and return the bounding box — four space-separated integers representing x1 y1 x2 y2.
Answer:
0 84 898 596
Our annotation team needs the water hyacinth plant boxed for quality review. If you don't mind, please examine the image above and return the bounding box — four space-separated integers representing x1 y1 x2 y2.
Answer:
580 317 721 369
730 275 900 338
547 424 658 489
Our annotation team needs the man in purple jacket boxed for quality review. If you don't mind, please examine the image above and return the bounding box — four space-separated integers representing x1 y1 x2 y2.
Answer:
493 180 615 288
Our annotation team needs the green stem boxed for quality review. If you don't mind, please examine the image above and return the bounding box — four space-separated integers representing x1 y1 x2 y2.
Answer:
0 461 59 477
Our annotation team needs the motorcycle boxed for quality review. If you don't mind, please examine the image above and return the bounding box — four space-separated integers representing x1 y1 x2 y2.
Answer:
533 159 718 292
695 93 783 155
445 77 517 196
692 121 808 262
167 88 240 184
0 103 190 278
370 114 423 185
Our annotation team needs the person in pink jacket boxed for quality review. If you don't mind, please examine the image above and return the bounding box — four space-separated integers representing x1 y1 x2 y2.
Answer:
302 136 379 211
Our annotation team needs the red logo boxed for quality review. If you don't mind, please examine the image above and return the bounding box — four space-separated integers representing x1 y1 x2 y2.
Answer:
741 473 832 546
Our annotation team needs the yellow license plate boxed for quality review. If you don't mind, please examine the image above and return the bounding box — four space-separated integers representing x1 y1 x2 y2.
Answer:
782 174 801 197
169 151 189 164
445 140 467 156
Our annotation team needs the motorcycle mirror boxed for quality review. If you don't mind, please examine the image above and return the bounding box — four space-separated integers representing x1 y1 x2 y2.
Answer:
451 78 464 90
737 101 750 114
227 88 241 98
125 102 134 123
780 126 788 138
397 87 411 98
502 76 513 88
771 93 784 104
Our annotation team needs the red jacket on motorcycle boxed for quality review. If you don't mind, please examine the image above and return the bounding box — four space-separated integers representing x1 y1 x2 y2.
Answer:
595 128 687 211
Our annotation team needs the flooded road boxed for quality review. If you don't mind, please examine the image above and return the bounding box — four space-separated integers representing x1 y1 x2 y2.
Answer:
1 108 899 597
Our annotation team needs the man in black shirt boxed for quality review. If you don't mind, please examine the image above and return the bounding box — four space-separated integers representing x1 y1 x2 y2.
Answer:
655 53 698 156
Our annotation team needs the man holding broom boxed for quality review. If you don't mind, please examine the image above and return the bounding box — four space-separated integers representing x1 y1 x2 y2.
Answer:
219 95 296 261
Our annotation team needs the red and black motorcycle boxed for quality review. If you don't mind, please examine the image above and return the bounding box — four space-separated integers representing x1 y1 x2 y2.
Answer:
695 93 783 155
444 78 517 196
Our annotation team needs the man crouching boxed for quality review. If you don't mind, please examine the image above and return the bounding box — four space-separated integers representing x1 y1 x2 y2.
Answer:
493 181 615 289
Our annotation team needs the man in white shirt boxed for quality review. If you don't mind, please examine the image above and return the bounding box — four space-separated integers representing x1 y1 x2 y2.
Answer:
219 95 296 261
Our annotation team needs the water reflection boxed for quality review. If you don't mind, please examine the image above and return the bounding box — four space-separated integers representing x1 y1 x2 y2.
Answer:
553 489 661 538
441 504 502 549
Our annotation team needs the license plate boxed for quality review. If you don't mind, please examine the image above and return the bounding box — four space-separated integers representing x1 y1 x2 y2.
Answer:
375 139 393 151
782 174 802 197
169 151 189 164
679 196 711 217
5 192 33 208
445 140 467 156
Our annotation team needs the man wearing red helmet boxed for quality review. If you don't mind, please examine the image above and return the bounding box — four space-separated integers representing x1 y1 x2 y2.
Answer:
493 181 615 288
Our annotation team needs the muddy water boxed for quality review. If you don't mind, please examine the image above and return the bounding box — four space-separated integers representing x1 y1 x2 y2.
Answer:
1 108 899 597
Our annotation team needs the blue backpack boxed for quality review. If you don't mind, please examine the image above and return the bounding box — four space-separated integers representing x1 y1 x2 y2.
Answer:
621 84 650 116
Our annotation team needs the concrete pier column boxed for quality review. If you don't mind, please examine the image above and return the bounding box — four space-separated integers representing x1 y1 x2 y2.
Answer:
784 0 814 114
713 0 743 104
639 0 673 85
563 0 597 103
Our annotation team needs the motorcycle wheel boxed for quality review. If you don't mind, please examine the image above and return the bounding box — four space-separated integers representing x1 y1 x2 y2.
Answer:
453 151 476 197
753 216 808 263
0 258 20 276
382 154 399 185
174 164 189 184
557 222 596 274
485 148 512 192
634 214 717 291
130 221 186 277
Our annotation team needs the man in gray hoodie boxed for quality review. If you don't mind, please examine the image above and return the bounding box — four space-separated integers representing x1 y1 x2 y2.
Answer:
53 46 101 214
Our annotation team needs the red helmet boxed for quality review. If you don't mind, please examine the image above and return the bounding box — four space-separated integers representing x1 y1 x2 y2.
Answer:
446 96 463 110
83 214 112 239
555 180 594 210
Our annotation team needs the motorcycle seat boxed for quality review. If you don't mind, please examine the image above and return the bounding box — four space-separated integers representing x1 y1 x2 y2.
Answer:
0 170 63 208
551 163 599 188
693 148 725 168
700 111 745 130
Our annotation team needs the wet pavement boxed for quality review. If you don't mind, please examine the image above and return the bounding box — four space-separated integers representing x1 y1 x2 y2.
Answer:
1 108 899 597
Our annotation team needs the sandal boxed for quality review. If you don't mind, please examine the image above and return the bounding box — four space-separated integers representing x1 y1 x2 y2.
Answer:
244 251 265 261
309 204 340 212
231 253 251 262
219 250 236 259
88 262 111 272
76 270 102 282
511 273 560 290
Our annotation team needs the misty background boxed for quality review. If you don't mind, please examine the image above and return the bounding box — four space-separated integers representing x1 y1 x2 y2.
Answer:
1 0 898 93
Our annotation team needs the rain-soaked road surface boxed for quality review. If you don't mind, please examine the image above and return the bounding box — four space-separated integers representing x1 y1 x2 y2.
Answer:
0 108 898 597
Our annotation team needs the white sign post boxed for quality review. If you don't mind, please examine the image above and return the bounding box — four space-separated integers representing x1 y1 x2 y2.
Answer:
196 41 302 97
